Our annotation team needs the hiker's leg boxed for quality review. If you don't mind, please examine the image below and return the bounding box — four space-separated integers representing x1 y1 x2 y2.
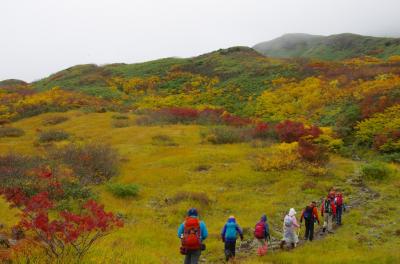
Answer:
337 205 342 225
184 253 191 264
231 240 236 257
328 214 333 231
190 250 201 264
323 214 328 231
304 219 310 239
309 221 315 241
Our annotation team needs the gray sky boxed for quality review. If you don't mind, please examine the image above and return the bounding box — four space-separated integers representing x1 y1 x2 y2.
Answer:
1 0 400 82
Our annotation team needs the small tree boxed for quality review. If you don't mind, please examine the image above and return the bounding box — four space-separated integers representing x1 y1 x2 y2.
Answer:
0 170 123 261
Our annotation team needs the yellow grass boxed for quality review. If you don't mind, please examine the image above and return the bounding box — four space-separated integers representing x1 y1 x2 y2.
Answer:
0 111 399 263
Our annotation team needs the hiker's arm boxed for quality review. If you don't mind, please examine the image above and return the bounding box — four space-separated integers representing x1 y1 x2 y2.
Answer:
221 225 227 242
237 225 244 240
300 210 304 223
200 221 208 240
313 207 320 224
293 217 300 228
177 223 184 238
321 203 324 216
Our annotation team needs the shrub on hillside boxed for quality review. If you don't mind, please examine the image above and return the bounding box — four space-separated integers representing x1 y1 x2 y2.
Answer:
275 120 322 143
0 170 123 261
38 130 70 143
169 191 211 206
201 126 253 144
0 126 25 138
254 142 300 171
0 153 42 187
112 119 131 128
42 116 69 126
361 162 392 181
151 134 178 146
50 143 119 185
111 114 129 120
298 139 329 165
107 183 139 198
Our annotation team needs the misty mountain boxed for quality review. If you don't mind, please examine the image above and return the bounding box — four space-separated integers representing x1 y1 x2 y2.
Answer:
253 33 400 60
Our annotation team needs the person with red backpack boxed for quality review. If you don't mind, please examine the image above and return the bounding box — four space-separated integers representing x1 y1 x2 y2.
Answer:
254 214 270 256
300 201 320 241
321 193 336 233
221 216 243 262
178 208 208 264
335 191 344 225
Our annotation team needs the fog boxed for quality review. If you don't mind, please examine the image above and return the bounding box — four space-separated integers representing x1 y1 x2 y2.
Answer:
1 0 400 82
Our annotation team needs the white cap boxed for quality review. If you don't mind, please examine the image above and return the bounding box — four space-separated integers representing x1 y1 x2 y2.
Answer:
289 208 296 216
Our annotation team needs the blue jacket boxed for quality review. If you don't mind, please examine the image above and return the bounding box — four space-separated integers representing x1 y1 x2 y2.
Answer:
177 217 208 241
221 218 243 242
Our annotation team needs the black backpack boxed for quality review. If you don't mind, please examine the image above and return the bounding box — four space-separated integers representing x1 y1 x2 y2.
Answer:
303 206 314 220
324 199 332 213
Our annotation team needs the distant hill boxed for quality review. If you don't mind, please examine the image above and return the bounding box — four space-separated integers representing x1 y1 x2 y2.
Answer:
253 33 400 60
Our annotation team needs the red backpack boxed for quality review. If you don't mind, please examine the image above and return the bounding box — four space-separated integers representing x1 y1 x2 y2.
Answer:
336 194 343 206
254 221 265 239
182 217 201 250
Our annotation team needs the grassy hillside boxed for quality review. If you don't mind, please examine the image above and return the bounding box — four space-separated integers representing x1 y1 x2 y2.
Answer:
253 33 400 60
0 111 399 263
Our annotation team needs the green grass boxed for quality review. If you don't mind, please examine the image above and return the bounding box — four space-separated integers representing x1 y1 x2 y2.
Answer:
0 111 399 263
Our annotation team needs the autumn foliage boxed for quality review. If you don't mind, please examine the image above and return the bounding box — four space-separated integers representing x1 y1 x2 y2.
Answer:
0 170 123 260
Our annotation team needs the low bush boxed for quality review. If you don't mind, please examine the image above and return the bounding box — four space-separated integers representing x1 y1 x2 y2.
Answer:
0 126 25 138
169 191 211 206
298 139 329 165
42 116 69 126
254 142 300 171
151 134 178 146
361 162 392 181
38 130 70 143
111 114 129 120
194 164 211 172
107 183 140 198
0 153 42 187
50 143 119 185
201 126 253 144
112 119 131 128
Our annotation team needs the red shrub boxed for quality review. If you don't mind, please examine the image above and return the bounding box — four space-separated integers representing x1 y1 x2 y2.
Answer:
298 139 329 165
275 120 322 143
373 134 388 150
0 170 123 260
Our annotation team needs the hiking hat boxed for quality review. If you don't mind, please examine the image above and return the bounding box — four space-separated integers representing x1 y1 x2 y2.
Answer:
289 208 296 216
187 208 198 217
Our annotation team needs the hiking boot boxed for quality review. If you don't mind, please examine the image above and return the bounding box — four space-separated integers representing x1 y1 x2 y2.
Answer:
280 240 285 249
291 243 295 249
322 227 326 233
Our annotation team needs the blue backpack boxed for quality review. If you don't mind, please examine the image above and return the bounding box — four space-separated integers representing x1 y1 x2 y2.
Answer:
225 222 237 240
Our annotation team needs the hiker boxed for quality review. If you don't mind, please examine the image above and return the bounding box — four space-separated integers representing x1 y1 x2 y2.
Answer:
254 214 270 256
321 194 336 233
300 201 320 241
280 208 300 249
335 191 344 225
178 208 208 264
221 216 243 262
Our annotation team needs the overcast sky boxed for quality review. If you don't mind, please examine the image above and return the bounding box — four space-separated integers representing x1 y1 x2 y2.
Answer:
1 0 400 82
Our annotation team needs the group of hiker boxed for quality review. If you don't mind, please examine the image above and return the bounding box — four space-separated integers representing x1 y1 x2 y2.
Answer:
178 189 345 264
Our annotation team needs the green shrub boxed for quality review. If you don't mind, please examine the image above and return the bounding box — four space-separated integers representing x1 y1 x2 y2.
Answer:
361 162 392 181
42 116 69 126
107 183 139 198
38 130 70 142
0 126 25 138
151 134 178 146
201 126 252 144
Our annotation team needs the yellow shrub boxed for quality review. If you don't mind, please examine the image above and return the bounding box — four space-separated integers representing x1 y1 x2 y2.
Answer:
255 142 300 171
